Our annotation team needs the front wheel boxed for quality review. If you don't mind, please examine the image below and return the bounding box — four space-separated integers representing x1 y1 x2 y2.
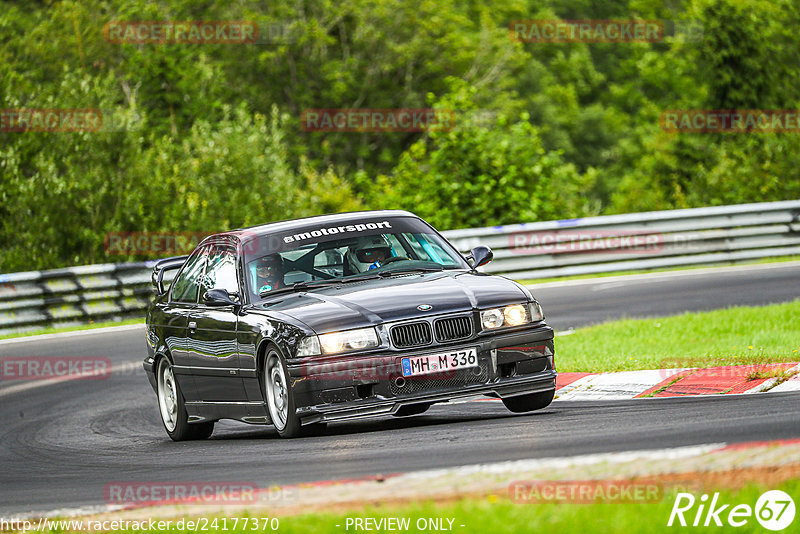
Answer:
502 389 555 413
157 358 214 441
264 348 305 438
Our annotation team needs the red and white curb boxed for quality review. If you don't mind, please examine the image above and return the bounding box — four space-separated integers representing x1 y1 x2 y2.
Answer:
555 362 800 401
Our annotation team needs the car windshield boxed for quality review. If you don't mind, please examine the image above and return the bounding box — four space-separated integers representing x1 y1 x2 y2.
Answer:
244 219 468 299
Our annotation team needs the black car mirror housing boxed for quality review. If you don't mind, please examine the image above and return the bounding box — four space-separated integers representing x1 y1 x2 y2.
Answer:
469 245 493 270
202 289 239 306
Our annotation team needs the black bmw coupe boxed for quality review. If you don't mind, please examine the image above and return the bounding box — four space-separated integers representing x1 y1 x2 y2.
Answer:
143 211 556 439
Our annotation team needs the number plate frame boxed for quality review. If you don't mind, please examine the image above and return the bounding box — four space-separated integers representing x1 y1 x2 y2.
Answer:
400 347 479 377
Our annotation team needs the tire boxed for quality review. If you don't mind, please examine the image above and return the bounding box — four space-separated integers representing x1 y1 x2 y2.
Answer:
502 389 555 413
393 403 431 417
156 357 215 441
264 347 305 438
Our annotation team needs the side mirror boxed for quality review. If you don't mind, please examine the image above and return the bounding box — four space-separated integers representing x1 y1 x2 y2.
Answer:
469 245 493 270
203 289 240 307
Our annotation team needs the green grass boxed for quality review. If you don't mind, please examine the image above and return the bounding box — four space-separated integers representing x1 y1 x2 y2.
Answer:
0 318 144 340
556 300 800 372
516 255 800 285
34 479 800 533
285 482 800 534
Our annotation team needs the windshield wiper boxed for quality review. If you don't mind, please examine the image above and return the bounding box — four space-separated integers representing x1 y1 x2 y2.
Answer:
259 267 444 298
377 266 444 276
338 267 443 283
338 273 385 283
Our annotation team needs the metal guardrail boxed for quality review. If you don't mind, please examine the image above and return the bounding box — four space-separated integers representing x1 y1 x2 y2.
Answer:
443 200 800 279
1 200 798 336
0 263 160 336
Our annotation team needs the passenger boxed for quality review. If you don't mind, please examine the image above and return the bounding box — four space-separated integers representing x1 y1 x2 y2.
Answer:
255 255 284 293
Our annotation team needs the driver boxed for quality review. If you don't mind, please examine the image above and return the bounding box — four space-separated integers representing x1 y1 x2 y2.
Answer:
349 235 393 271
254 255 284 294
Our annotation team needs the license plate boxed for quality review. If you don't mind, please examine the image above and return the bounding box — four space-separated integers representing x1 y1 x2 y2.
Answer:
401 348 479 377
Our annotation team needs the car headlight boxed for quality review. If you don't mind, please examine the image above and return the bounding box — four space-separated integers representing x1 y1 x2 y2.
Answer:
504 304 528 326
480 308 504 329
481 303 538 330
297 327 380 356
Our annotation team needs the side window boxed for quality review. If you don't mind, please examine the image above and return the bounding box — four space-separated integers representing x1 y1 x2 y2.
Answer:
202 247 239 296
171 249 207 303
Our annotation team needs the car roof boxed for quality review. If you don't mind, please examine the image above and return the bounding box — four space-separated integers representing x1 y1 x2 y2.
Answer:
201 210 420 246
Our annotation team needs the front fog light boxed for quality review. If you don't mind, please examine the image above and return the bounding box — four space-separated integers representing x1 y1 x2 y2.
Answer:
503 304 528 326
481 308 504 329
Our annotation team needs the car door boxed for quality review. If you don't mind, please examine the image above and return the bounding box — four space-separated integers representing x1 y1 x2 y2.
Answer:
165 247 208 402
187 244 248 402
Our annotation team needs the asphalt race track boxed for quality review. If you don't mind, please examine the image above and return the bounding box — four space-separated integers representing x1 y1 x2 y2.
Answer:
1 262 799 516
529 262 800 330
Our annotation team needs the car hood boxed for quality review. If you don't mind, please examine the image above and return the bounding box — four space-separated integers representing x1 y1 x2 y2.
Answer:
251 271 532 333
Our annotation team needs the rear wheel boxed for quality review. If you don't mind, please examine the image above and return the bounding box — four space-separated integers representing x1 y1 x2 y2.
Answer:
502 389 555 413
157 358 214 441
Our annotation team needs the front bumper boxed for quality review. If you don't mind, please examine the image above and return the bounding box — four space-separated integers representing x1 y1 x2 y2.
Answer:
290 324 556 424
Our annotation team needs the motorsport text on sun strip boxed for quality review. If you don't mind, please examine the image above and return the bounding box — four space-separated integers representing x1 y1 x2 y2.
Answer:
283 221 392 244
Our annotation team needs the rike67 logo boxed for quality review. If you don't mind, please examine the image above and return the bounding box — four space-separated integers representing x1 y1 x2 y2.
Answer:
668 490 795 531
